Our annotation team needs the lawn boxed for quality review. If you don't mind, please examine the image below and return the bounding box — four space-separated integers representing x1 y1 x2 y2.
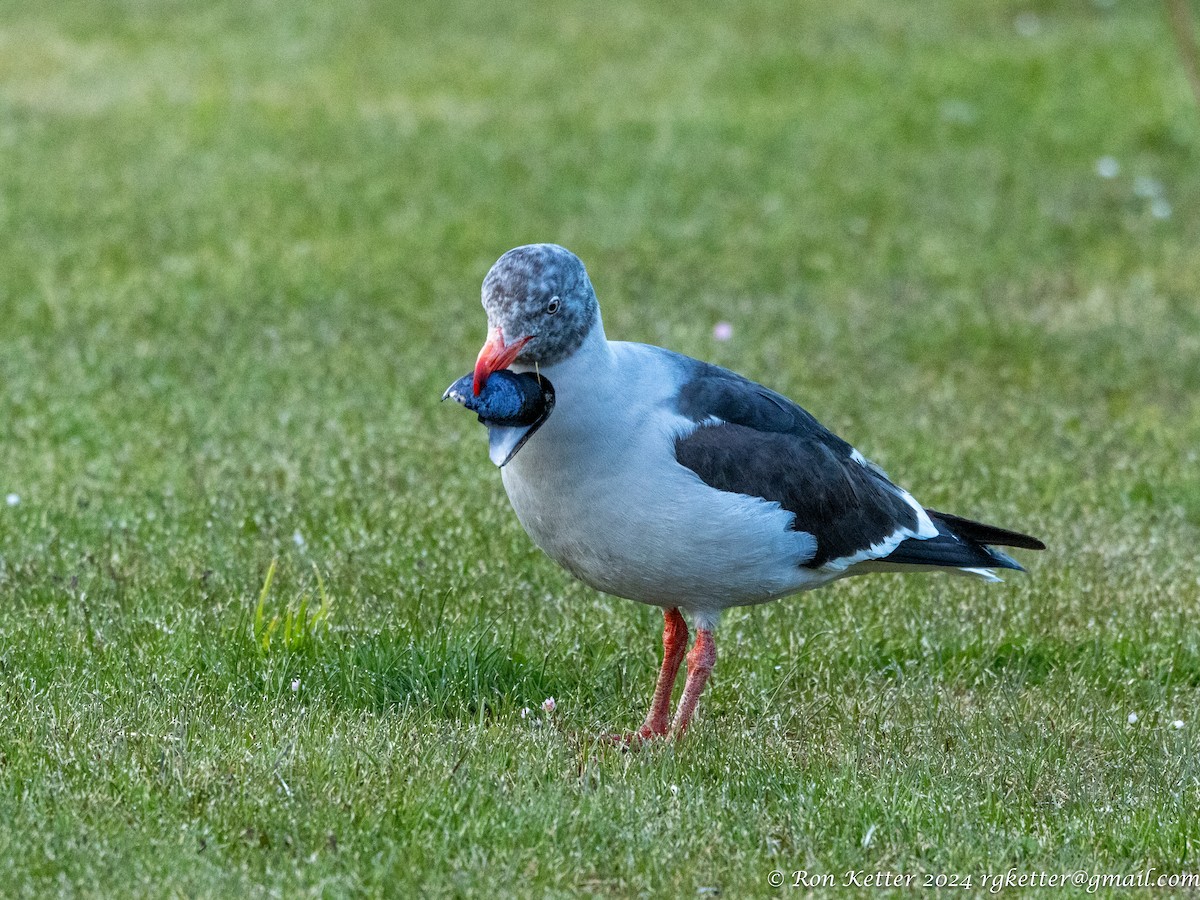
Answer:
1 0 1199 896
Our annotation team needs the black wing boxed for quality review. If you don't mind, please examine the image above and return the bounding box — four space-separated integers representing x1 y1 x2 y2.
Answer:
671 359 1044 570
673 362 924 568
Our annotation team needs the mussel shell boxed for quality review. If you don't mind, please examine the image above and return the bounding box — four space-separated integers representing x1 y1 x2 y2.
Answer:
442 370 554 428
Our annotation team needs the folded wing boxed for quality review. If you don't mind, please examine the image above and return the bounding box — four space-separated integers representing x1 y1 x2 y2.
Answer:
670 360 1043 574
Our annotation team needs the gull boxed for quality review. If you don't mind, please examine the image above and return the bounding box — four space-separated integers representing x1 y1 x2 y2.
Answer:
456 243 1044 741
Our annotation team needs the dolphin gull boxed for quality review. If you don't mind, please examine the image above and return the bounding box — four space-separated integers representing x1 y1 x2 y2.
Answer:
448 243 1045 742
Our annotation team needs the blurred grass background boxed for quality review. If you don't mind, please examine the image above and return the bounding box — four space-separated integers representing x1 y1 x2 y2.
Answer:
1 0 1199 896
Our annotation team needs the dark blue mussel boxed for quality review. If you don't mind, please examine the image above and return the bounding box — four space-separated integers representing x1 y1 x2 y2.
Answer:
442 370 555 466
442 370 550 426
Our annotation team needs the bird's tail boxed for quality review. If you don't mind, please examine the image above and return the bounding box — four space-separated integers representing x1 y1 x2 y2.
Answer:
881 509 1045 573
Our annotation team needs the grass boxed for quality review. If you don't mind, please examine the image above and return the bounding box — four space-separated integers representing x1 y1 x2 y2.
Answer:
1 0 1199 895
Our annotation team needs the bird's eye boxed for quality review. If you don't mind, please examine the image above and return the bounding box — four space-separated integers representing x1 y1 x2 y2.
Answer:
546 296 561 314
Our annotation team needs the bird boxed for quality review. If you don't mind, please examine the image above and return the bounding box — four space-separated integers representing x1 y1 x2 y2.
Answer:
453 242 1045 742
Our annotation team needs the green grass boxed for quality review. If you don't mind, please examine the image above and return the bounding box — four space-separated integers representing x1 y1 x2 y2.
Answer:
2 0 1199 895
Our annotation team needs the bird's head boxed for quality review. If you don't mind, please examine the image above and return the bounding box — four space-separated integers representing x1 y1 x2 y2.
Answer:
473 243 599 395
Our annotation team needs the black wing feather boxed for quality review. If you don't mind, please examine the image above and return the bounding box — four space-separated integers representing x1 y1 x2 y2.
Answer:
885 514 1024 571
669 357 1044 571
924 509 1046 551
672 362 919 568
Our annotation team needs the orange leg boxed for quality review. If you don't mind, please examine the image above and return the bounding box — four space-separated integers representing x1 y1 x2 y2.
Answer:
670 629 716 736
637 608 689 739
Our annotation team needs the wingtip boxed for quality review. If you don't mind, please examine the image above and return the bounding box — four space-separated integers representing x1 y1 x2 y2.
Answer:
985 547 1026 572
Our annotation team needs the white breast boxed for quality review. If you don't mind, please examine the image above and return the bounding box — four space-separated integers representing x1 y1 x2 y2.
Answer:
500 341 829 614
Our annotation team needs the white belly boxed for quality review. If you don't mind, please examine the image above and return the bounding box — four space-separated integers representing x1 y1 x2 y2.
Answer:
499 352 825 610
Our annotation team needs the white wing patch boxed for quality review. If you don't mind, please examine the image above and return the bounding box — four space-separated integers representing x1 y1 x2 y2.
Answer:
959 567 1003 583
819 484 938 574
896 486 939 539
849 446 900 481
818 524 913 573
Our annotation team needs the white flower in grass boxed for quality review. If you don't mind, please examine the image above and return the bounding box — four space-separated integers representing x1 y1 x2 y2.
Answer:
1095 156 1120 179
520 707 531 719
1150 198 1172 220
1133 175 1164 199
1127 711 1138 724
713 322 733 342
542 696 556 714
291 679 300 692
1014 12 1042 37
5 494 18 507
939 100 977 125
293 530 306 548
1171 719 1185 729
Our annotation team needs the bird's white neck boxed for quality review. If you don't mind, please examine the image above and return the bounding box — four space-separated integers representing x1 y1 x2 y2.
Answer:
514 311 614 386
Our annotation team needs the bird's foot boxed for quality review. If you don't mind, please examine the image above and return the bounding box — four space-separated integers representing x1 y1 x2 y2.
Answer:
600 723 668 748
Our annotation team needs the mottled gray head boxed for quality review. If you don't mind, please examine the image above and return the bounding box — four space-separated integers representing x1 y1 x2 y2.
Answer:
478 244 599 372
